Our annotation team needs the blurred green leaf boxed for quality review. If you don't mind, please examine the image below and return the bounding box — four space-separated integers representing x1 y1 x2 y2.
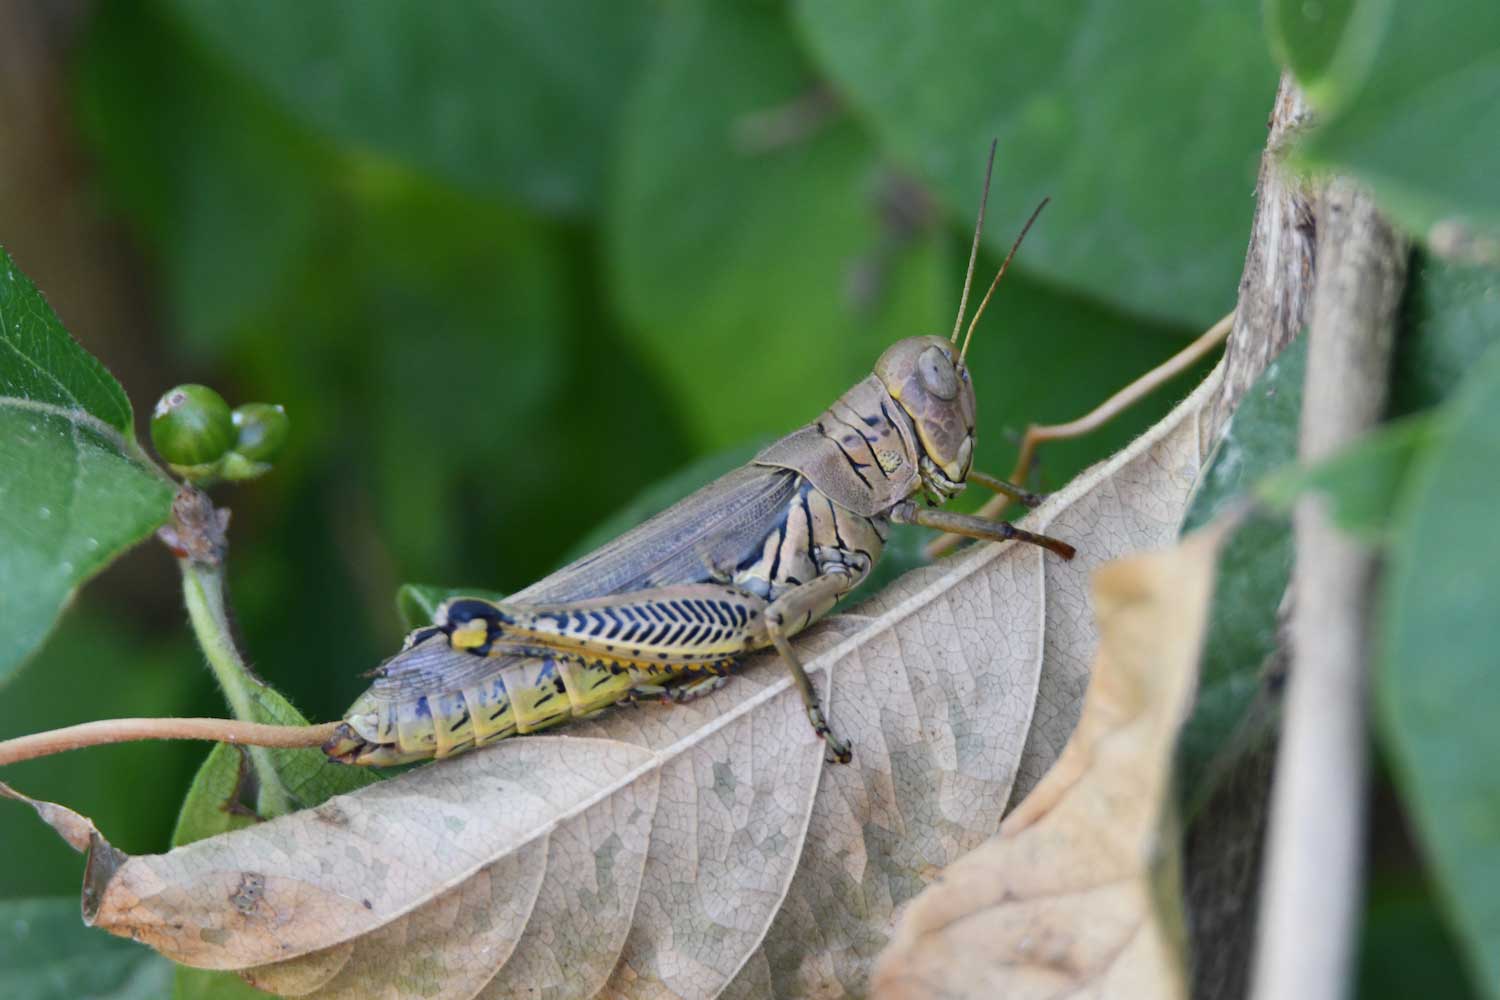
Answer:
1379 340 1500 997
1258 412 1438 543
76 0 335 357
174 966 267 1000
1264 0 1385 112
355 179 569 578
397 584 509 632
166 0 651 214
0 249 175 683
795 0 1276 327
1357 876 1480 1000
609 1 952 448
1177 334 1304 809
0 898 173 1000
1291 1 1500 251
1392 256 1500 416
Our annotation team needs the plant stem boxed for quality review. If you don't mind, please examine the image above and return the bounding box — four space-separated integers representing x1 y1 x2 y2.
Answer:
179 562 297 816
1004 310 1233 484
159 485 310 817
0 718 339 769
1249 178 1408 1000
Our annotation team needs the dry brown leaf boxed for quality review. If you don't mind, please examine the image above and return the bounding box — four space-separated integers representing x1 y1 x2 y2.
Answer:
4 365 1225 999
869 525 1226 1000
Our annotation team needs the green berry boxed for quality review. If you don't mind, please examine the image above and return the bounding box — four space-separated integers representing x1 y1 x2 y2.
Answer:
219 452 272 483
231 403 289 463
151 384 234 466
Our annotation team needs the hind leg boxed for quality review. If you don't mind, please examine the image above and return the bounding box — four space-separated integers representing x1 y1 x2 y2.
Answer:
625 672 732 706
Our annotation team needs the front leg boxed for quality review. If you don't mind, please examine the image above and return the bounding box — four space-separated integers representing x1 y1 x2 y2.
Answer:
892 500 1076 560
763 570 858 763
968 469 1044 509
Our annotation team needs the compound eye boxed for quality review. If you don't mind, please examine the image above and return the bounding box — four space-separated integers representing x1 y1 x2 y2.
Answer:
440 599 503 652
918 346 958 400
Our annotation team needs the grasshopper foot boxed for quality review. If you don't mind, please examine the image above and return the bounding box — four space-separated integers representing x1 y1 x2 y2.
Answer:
824 735 854 765
807 705 854 764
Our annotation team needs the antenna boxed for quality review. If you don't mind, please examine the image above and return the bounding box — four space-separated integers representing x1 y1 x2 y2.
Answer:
958 196 1049 367
950 140 998 344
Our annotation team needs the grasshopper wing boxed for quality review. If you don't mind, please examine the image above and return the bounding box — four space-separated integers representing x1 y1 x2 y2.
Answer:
516 463 801 603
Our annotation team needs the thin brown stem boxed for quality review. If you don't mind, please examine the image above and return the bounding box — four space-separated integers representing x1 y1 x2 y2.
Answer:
0 718 340 769
1007 310 1234 485
926 310 1234 558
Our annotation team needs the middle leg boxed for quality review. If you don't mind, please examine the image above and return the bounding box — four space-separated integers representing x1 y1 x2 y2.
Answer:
762 569 859 763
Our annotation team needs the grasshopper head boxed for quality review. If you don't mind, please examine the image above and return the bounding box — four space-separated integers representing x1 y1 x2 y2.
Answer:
883 141 1048 503
875 335 976 500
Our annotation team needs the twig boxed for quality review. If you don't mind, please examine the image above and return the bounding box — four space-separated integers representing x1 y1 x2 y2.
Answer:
1214 78 1320 429
1006 311 1233 483
1183 73 1320 1000
1249 179 1408 1000
925 310 1233 558
0 718 339 769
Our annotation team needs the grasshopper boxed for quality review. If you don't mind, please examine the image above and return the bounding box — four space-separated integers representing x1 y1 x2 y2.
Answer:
324 150 1075 768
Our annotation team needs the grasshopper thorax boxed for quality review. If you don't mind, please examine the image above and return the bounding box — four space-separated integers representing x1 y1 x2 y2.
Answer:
875 335 975 502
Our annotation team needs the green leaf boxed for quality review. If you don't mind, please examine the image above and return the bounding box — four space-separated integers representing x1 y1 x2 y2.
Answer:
794 0 1277 326
396 584 510 632
0 252 133 431
608 2 951 449
166 0 651 214
1292 1 1500 250
1258 412 1439 543
1177 334 1305 809
169 745 260 847
174 681 376 844
1264 0 1388 113
1379 340 1500 996
0 898 173 1000
1392 256 1500 416
0 249 174 683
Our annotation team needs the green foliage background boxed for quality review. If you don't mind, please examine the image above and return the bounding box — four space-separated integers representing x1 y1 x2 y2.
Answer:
0 1 1496 998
